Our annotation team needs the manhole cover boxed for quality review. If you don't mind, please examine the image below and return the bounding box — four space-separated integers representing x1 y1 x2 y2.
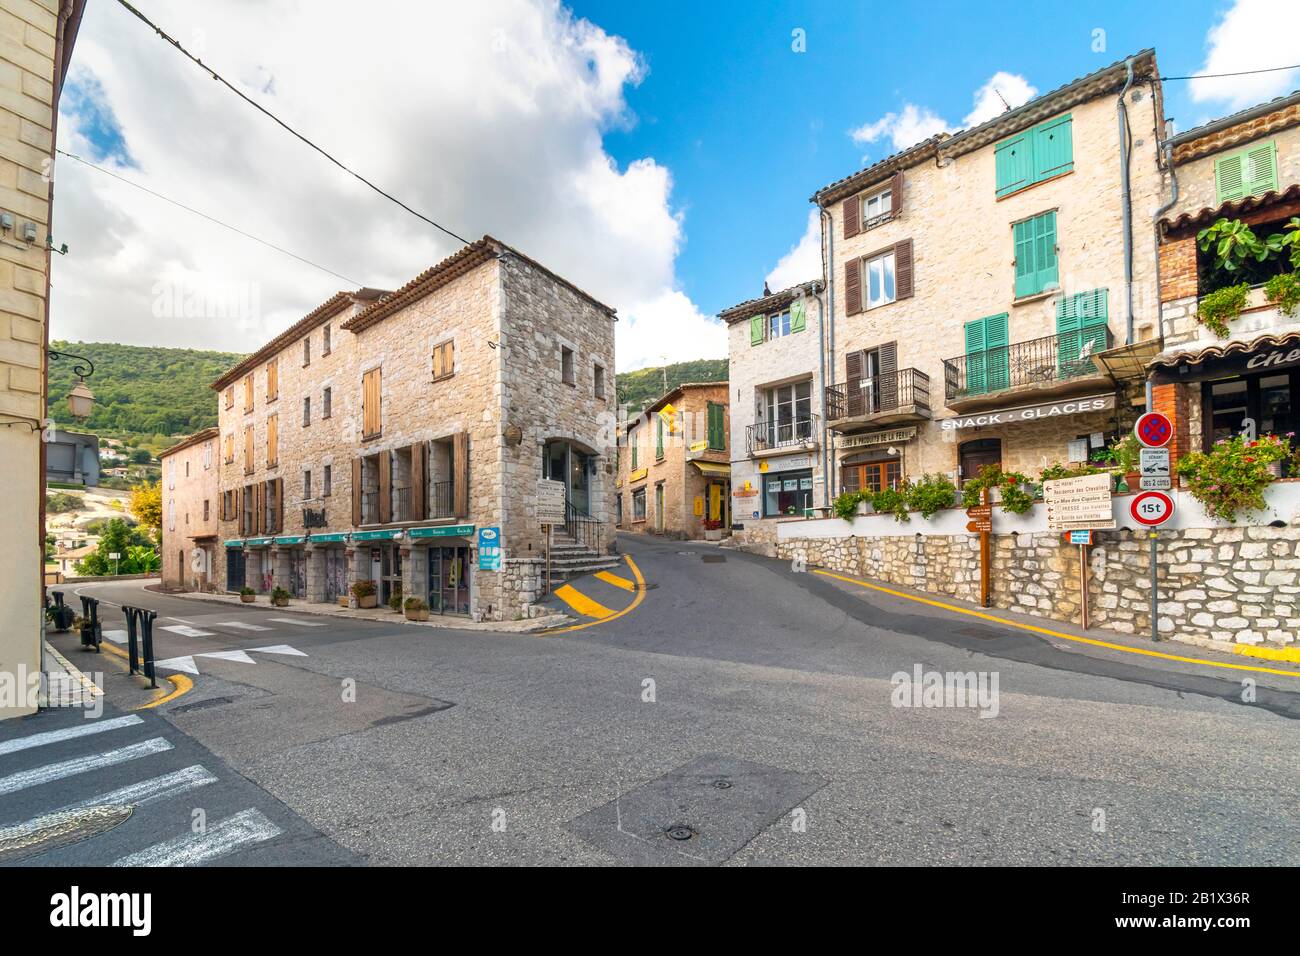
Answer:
712 779 733 790
665 824 695 841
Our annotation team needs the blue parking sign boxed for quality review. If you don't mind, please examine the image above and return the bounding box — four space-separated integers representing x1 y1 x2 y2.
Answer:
477 526 502 571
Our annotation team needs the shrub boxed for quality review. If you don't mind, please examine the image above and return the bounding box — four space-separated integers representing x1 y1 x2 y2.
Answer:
404 597 428 612
832 490 865 521
1264 271 1300 317
271 586 290 602
388 588 404 612
960 464 1034 514
906 473 956 519
1196 282 1249 337
239 586 255 597
1175 433 1289 522
46 491 84 513
351 580 376 599
871 486 910 522
1039 462 1104 483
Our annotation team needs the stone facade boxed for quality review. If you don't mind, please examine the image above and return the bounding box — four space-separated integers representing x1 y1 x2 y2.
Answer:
159 427 220 590
210 237 616 621
618 382 730 540
0 0 81 720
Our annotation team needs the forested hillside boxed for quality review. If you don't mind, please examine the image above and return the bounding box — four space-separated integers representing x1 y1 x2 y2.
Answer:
616 358 728 411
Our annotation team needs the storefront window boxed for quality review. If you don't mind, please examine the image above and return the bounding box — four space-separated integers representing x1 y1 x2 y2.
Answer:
1209 379 1249 443
632 487 646 521
842 459 901 493
763 469 813 517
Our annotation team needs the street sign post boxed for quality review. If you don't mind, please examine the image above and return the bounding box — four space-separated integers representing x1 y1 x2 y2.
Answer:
1130 490 1174 527
965 491 992 607
1134 410 1173 448
1042 472 1115 532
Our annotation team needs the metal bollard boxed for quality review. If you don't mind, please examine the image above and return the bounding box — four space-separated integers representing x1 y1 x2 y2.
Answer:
140 610 157 688
78 595 102 651
124 605 140 674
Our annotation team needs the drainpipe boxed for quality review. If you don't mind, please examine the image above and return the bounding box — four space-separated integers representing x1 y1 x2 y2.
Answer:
1153 136 1180 348
821 204 836 501
812 281 829 507
1118 56 1136 345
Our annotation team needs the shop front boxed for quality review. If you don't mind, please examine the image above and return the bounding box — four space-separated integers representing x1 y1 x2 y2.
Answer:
409 524 475 616
224 540 246 591
757 453 815 518
835 427 917 495
308 532 351 604
353 529 404 605
273 536 308 598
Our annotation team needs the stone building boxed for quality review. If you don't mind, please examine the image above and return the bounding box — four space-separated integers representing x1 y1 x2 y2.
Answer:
158 427 219 591
210 236 617 621
0 0 84 720
1149 90 1300 469
718 280 827 553
618 382 729 540
811 51 1166 496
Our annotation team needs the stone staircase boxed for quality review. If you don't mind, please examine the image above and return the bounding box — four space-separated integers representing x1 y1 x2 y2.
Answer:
547 529 621 586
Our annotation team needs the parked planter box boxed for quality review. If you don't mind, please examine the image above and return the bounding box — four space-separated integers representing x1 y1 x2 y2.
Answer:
404 608 430 622
357 595 378 609
272 597 289 608
239 593 255 603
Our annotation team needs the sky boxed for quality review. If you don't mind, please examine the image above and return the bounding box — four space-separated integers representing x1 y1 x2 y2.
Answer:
51 0 1300 371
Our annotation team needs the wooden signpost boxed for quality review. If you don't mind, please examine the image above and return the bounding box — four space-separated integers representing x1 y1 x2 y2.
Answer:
538 479 566 595
965 489 992 608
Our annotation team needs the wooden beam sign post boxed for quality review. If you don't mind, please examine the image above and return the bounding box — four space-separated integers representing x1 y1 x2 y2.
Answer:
965 488 992 608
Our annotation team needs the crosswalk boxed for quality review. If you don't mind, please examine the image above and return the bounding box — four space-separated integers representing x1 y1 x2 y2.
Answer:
0 710 283 866
154 643 308 676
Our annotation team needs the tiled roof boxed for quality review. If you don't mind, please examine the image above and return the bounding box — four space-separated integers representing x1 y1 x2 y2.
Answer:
1150 328 1300 369
626 381 729 428
718 280 821 323
160 427 219 459
1160 182 1300 231
1169 90 1300 149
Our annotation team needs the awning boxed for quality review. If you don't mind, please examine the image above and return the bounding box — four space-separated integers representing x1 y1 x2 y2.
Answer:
223 539 244 548
1148 330 1300 385
691 461 731 477
409 524 475 539
273 535 305 546
243 537 272 547
308 532 349 544
352 529 402 542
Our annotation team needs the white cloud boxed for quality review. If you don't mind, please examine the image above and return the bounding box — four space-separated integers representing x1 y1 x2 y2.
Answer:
51 0 714 373
764 209 821 293
848 71 1036 157
1189 0 1300 110
615 289 726 371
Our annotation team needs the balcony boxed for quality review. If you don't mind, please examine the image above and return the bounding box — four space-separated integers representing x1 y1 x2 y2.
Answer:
825 368 931 433
746 415 819 457
942 329 1113 412
362 481 456 525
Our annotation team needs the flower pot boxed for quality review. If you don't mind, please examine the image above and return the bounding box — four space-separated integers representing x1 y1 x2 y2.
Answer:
357 595 377 609
704 528 722 541
240 593 255 603
272 597 289 607
404 608 429 622
338 596 349 607
1125 471 1141 491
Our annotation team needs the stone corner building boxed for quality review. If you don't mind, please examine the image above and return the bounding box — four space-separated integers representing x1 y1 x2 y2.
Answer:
210 236 617 621
158 426 220 591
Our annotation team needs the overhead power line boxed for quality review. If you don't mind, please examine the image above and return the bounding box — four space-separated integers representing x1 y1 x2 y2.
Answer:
1161 63 1300 81
56 148 363 285
114 0 472 246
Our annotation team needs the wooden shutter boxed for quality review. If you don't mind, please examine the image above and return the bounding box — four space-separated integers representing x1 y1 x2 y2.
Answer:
378 449 391 524
1013 217 1036 297
707 403 724 450
254 482 263 535
790 299 806 332
845 350 865 416
267 414 278 467
266 360 278 401
965 318 989 395
244 374 253 412
842 194 860 239
410 442 426 521
362 367 382 438
233 487 241 533
890 171 904 216
1033 114 1073 180
656 416 664 458
749 315 765 346
244 425 254 474
275 477 284 534
1245 142 1278 197
994 133 1030 197
894 240 914 300
877 341 899 410
351 458 362 526
845 258 862 316
1056 290 1108 378
453 432 469 518
984 313 1010 391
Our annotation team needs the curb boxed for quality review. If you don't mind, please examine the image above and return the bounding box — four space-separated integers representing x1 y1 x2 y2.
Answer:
41 640 102 706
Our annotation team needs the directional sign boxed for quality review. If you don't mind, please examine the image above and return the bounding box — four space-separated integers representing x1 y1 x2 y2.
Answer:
965 503 992 534
1134 411 1173 448
1043 472 1115 532
1130 490 1175 526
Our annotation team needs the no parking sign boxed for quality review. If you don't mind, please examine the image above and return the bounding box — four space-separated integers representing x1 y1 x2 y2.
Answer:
1134 411 1173 448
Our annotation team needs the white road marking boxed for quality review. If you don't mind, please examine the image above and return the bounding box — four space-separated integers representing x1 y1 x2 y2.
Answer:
168 617 194 625
0 714 143 757
55 765 217 814
111 808 283 867
103 629 128 644
154 656 199 675
0 738 173 796
266 617 327 627
248 644 307 657
214 621 270 631
196 649 255 664
160 625 215 638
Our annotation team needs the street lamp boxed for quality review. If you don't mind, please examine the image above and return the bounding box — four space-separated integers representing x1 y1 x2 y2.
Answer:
47 348 95 420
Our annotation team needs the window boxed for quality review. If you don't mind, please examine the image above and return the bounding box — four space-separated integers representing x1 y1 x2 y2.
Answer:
1013 210 1059 298
768 309 792 340
842 459 901 494
243 424 254 474
1215 141 1278 204
866 250 896 308
594 363 605 399
266 360 279 401
323 464 332 497
963 313 1010 395
224 385 234 410
561 345 575 385
322 386 332 419
749 299 806 346
304 469 312 500
994 113 1073 198
303 337 311 366
861 186 892 222
632 487 647 521
243 374 254 413
1055 289 1109 378
185 460 190 477
655 415 665 460
222 490 233 520
706 401 726 450
362 367 382 439
267 414 278 468
322 324 331 356
763 469 813 517
302 396 311 427
630 429 638 470
203 499 210 521
223 433 234 464
760 381 812 445
432 340 454 381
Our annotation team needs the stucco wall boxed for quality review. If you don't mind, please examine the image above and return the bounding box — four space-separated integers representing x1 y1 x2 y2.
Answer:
159 433 219 590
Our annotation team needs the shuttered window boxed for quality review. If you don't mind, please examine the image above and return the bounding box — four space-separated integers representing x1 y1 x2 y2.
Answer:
362 367 382 439
1013 210 1058 298
749 315 765 346
322 386 332 419
243 424 254 474
243 374 254 413
266 360 278 402
1055 289 1109 379
266 414 278 468
964 313 1010 395
655 415 665 460
224 386 234 410
706 402 725 450
432 340 454 381
630 433 638 470
1215 141 1278 204
790 299 806 332
995 114 1073 198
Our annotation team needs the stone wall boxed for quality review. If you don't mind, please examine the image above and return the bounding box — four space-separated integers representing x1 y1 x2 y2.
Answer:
159 430 220 590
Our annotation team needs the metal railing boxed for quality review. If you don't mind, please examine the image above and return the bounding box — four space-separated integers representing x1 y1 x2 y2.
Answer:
564 499 602 550
429 480 454 519
392 487 413 523
942 328 1112 402
746 414 819 455
825 368 931 420
361 491 379 525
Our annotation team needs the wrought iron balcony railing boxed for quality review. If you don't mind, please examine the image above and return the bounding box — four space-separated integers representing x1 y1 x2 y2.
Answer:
746 414 818 455
942 328 1112 402
824 368 930 421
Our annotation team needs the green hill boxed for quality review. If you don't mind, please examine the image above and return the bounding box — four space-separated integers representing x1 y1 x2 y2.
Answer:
616 358 728 412
47 340 245 445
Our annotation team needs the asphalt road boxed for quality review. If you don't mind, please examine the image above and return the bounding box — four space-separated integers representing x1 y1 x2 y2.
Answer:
16 534 1300 866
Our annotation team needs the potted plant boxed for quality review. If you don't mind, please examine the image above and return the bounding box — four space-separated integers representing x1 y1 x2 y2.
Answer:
1175 433 1289 522
702 518 723 541
1108 434 1141 492
351 580 377 609
403 596 430 622
239 586 256 603
387 585 404 613
270 585 291 608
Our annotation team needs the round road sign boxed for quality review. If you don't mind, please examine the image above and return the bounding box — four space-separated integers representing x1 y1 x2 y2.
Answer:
1134 411 1173 448
1130 490 1174 526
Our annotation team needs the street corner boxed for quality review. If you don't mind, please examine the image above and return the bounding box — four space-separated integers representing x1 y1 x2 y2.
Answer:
539 555 647 633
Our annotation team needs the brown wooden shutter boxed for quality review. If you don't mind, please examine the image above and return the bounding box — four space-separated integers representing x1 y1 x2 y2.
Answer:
275 477 284 534
362 367 382 438
351 458 362 526
378 450 392 524
845 350 865 417
410 442 426 521
845 258 862 315
234 487 242 534
895 239 914 300
254 482 264 535
244 425 254 474
842 195 860 239
890 171 904 217
453 432 469 518
267 414 278 467
878 341 899 411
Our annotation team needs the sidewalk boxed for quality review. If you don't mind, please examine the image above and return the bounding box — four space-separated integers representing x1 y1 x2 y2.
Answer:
40 639 103 709
159 588 571 634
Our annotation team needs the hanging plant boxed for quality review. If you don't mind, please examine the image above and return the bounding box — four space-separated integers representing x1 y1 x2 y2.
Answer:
1196 282 1250 337
1264 271 1300 317
1174 434 1289 522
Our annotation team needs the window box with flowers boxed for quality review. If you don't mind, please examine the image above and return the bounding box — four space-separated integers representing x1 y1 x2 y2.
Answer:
1174 433 1291 523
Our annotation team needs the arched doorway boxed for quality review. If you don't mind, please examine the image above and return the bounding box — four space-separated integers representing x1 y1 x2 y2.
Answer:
959 438 1002 484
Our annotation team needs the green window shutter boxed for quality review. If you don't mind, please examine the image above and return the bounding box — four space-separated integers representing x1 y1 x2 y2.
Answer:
1013 218 1036 297
984 313 1010 391
1033 114 1073 180
707 402 724 449
656 416 664 458
631 440 638 470
964 317 988 394
1056 290 1108 378
749 315 765 346
790 299 806 332
1215 153 1246 204
994 133 1031 197
1245 142 1278 197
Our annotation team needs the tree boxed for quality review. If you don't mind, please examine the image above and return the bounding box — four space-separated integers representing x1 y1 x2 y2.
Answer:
130 481 163 543
74 518 159 576
130 449 153 464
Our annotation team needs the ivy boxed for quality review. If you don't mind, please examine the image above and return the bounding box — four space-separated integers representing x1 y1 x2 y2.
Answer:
1196 282 1249 337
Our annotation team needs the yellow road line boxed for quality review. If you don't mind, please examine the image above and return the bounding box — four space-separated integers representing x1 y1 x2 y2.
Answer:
101 641 196 708
545 555 646 635
552 584 615 619
1234 643 1300 664
594 570 636 592
814 569 1300 680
